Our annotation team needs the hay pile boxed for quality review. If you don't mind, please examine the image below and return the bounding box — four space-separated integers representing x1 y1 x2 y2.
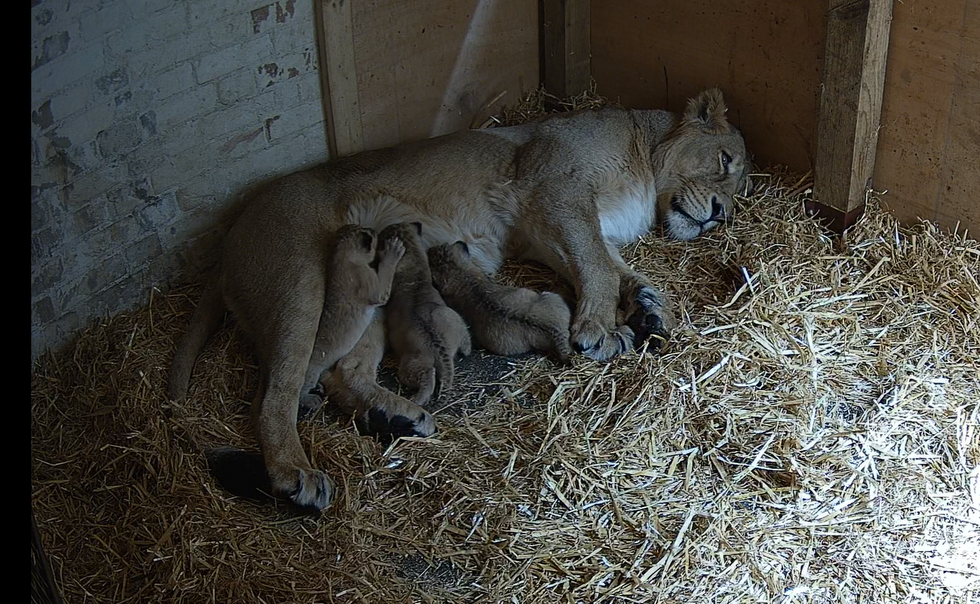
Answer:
32 104 978 604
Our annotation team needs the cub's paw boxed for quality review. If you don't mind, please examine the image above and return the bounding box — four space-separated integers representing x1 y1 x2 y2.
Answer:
297 391 325 422
380 234 406 262
356 406 437 445
282 468 337 512
626 286 673 350
571 318 634 361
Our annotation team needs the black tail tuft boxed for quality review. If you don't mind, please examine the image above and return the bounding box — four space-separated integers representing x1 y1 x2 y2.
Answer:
205 447 274 502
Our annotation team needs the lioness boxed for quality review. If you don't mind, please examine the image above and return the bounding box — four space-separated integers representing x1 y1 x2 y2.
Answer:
428 241 573 363
169 88 750 511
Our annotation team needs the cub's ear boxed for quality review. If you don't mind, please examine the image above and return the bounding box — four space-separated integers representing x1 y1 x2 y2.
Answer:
453 241 470 257
683 88 730 134
411 221 423 236
358 230 375 252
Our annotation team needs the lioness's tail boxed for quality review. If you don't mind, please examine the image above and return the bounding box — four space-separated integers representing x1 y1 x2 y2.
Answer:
167 276 226 400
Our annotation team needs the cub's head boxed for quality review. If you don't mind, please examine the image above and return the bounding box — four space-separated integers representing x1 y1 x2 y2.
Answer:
379 222 423 248
655 88 752 241
334 224 377 263
427 242 473 290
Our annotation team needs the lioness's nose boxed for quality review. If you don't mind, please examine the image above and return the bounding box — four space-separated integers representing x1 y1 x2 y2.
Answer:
710 197 725 221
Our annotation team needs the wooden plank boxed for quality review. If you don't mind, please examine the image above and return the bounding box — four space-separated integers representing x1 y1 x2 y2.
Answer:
934 2 979 235
591 1 826 173
352 0 539 150
812 0 894 219
314 0 364 158
543 0 591 98
873 0 978 235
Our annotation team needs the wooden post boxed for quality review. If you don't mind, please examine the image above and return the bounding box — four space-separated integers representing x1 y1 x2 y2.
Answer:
811 0 894 232
314 0 364 158
542 0 591 98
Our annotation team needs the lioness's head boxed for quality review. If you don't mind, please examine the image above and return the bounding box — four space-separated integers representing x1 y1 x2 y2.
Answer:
656 88 752 241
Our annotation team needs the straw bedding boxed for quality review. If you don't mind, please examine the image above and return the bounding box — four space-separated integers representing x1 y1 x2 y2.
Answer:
31 92 978 603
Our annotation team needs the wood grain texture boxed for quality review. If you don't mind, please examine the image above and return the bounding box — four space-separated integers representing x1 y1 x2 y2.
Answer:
591 1 826 173
874 0 978 235
543 0 591 98
315 0 364 157
351 0 538 151
813 0 894 214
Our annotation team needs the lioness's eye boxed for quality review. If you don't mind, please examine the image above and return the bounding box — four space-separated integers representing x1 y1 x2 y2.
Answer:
720 150 732 171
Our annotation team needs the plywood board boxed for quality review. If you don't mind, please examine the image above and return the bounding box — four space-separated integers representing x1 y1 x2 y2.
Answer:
351 0 539 151
591 1 826 173
874 0 979 235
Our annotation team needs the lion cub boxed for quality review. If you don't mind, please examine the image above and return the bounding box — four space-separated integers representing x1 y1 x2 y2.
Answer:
380 223 471 406
428 241 573 363
299 224 404 418
322 310 436 442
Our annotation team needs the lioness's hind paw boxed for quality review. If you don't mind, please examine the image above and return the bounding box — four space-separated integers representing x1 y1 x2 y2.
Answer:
288 468 337 512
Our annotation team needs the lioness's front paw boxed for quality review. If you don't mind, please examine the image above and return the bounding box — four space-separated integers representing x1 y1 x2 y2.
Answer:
356 406 437 445
626 286 673 349
283 467 337 511
571 318 634 361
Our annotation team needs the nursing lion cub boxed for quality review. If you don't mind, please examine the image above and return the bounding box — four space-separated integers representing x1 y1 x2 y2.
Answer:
169 88 751 511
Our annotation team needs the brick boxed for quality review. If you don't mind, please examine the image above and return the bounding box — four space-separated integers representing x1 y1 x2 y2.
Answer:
57 98 114 145
194 35 274 84
48 78 94 122
96 120 141 158
33 297 57 325
78 5 126 41
31 40 104 102
94 67 129 95
32 30 71 71
71 200 110 235
264 100 323 141
151 84 218 132
106 7 187 56
150 62 196 101
124 233 163 265
32 258 64 299
216 68 259 106
137 189 180 230
31 227 62 265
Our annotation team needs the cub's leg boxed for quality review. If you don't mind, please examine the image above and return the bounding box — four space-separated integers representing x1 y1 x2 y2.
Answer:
368 236 405 305
398 356 437 407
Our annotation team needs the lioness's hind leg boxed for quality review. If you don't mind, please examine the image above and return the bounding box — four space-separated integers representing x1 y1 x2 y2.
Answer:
355 395 437 445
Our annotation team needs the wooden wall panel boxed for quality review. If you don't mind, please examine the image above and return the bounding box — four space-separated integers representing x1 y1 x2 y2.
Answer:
350 0 538 151
591 2 826 173
874 0 979 234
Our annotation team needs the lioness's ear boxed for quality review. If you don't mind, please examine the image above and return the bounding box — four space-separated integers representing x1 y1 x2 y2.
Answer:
412 221 423 236
684 88 730 133
453 241 470 257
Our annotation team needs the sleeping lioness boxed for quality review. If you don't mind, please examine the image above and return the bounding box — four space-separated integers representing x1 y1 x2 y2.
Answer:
168 88 751 511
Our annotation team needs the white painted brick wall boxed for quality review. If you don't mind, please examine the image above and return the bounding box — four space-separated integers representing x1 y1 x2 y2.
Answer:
31 0 330 361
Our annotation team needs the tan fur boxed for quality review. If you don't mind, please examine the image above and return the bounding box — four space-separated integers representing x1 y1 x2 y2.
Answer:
380 223 471 406
322 310 436 440
428 242 572 363
169 89 751 510
297 225 404 418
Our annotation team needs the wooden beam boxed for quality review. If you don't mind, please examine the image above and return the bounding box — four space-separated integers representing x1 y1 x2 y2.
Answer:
314 0 364 158
542 0 591 97
812 0 894 226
